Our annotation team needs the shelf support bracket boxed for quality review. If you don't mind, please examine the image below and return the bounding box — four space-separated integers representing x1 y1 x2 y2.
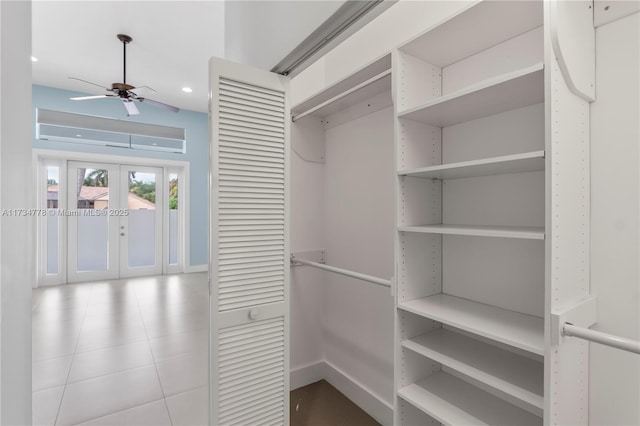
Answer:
291 119 325 163
290 249 325 266
551 295 597 345
549 0 596 102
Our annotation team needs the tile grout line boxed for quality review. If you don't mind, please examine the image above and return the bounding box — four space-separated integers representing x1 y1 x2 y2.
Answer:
35 275 209 425
52 287 92 426
66 398 168 426
58 279 162 425
134 278 175 426
61 351 156 389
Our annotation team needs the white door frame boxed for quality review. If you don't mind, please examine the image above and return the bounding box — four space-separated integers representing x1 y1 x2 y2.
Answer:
33 149 190 286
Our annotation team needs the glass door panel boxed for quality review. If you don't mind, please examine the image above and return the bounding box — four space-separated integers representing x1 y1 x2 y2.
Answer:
168 173 179 266
120 166 163 277
46 166 60 275
67 161 120 282
77 167 110 271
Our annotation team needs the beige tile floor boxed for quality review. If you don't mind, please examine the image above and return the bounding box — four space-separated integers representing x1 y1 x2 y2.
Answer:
32 273 209 426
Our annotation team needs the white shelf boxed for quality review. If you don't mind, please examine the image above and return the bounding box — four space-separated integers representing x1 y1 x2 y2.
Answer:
398 224 545 240
399 151 545 180
291 54 391 120
395 2 550 424
398 64 544 127
398 372 542 425
400 1 543 67
398 294 544 355
403 328 543 415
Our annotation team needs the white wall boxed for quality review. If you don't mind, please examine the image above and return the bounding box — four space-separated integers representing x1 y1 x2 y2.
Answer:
590 12 640 425
0 1 33 423
289 106 397 422
323 106 395 407
289 120 326 386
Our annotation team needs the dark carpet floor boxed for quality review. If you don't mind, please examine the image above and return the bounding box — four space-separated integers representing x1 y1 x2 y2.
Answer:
290 380 381 426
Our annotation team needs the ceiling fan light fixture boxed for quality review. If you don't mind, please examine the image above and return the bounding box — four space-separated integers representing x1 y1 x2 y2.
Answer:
123 99 140 116
182 87 193 93
68 33 179 115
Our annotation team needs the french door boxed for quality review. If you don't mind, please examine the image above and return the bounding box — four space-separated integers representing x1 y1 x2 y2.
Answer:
67 161 163 282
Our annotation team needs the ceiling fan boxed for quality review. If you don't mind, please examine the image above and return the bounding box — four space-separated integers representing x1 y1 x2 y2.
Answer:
69 34 179 116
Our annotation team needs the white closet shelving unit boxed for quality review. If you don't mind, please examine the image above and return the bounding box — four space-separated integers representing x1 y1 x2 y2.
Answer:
208 1 624 422
393 1 593 425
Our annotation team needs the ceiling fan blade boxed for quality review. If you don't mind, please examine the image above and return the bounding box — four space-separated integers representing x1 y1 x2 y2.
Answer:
70 95 111 101
139 98 179 113
69 77 109 90
122 99 139 116
130 85 157 94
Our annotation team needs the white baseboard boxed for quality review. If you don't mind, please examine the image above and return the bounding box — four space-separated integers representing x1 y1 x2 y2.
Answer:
290 361 325 390
186 264 208 273
290 360 393 425
36 281 63 288
323 360 394 426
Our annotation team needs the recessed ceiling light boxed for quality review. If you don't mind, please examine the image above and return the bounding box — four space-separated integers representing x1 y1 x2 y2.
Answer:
182 87 193 93
31 56 38 62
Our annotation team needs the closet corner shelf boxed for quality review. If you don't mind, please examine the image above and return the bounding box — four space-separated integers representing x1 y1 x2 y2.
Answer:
398 372 542 426
398 150 545 180
397 63 544 127
291 54 391 120
399 1 542 67
398 294 545 356
398 224 545 240
403 328 544 414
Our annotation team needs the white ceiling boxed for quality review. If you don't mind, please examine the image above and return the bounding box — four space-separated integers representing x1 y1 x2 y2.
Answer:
224 1 343 70
32 1 345 114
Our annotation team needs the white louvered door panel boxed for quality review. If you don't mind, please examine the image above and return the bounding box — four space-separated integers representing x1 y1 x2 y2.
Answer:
209 57 290 426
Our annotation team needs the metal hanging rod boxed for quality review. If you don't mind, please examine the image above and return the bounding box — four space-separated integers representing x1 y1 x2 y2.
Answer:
563 323 640 355
290 255 391 288
291 69 391 122
290 255 639 353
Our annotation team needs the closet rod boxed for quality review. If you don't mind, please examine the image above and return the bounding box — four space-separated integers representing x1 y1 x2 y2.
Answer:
290 256 391 288
563 323 640 355
291 69 391 122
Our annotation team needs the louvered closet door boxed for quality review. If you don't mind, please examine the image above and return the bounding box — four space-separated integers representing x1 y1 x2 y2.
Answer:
209 57 290 426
